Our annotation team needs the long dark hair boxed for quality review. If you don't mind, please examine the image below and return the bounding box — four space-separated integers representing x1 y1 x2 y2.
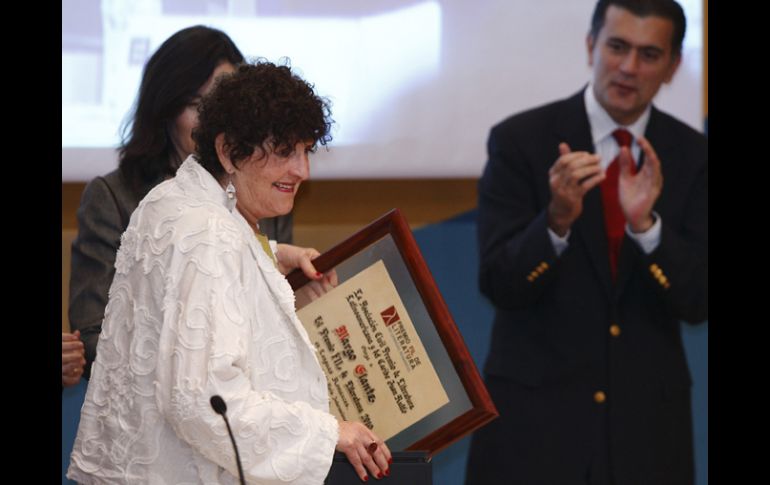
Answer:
118 25 244 195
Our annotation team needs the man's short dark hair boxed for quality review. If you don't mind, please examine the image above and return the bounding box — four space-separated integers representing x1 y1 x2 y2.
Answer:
590 0 687 55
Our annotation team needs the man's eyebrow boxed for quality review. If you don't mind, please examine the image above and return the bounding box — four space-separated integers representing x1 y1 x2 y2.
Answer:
606 36 630 45
606 36 666 54
639 45 665 54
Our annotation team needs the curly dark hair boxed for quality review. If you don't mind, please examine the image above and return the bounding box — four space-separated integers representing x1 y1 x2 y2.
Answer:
193 60 333 180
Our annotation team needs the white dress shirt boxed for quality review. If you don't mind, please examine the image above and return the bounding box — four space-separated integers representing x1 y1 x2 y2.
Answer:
548 85 661 256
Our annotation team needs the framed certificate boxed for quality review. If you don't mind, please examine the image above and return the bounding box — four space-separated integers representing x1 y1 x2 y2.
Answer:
287 209 498 456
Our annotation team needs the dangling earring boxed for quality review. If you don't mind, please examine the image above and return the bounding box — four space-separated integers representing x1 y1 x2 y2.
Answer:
225 175 236 212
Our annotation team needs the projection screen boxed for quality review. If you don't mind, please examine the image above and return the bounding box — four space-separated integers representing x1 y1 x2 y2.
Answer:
62 0 704 181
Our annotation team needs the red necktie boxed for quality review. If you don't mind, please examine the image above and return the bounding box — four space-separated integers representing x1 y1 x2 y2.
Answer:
600 128 636 281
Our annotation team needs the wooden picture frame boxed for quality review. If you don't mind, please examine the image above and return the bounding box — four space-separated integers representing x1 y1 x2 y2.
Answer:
287 209 498 456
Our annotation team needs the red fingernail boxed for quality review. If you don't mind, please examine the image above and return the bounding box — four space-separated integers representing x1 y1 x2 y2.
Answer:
377 472 383 479
316 272 322 278
387 457 392 465
384 469 390 477
362 476 368 482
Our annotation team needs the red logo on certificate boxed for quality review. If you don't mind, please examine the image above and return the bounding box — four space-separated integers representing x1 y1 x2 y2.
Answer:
380 305 400 326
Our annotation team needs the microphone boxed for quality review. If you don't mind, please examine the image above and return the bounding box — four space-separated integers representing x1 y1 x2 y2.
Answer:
210 395 246 485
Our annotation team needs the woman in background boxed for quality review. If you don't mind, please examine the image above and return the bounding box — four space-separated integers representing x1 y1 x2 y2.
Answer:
69 26 297 379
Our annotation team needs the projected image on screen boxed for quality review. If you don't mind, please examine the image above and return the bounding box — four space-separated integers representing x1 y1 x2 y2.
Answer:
62 0 703 181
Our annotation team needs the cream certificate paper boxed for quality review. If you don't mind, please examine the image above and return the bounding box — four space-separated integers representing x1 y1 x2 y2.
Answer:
296 259 450 441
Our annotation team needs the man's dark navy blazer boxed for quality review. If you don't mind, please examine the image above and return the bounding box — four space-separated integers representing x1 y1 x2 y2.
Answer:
466 88 707 485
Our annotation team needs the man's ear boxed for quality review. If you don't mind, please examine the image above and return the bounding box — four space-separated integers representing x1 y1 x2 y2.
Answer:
586 33 596 67
215 133 235 173
663 53 682 84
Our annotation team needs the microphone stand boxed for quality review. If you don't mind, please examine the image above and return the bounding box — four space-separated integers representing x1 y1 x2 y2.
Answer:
210 395 246 485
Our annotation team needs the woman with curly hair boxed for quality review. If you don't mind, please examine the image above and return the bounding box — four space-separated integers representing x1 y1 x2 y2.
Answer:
67 60 390 485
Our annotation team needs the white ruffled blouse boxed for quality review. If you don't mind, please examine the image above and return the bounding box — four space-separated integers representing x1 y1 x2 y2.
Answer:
68 157 339 484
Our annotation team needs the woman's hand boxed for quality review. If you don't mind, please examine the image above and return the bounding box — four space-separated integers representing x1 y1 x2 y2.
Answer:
62 330 85 387
275 243 322 278
294 269 338 309
275 243 339 308
336 420 392 482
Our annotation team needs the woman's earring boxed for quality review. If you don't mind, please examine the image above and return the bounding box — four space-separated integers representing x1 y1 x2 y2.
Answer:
225 176 236 212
